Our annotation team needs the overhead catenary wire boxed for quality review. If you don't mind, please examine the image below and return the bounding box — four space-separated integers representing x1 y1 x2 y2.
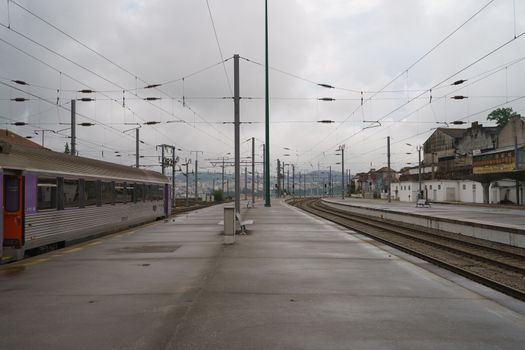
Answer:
305 29 525 164
0 21 232 148
205 0 233 96
4 1 235 145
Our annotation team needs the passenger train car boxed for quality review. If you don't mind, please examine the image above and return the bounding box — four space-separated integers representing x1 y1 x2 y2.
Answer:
0 130 170 262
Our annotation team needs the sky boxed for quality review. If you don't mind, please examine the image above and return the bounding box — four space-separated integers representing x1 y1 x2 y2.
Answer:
1 0 524 177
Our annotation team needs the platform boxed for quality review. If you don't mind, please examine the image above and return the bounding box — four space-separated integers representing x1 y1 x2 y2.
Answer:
1 200 524 349
323 197 525 248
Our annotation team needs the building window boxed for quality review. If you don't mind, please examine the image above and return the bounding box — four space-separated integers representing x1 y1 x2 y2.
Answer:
84 181 98 206
430 185 433 190
472 184 476 190
408 185 411 190
63 179 79 208
438 185 441 190
462 184 466 190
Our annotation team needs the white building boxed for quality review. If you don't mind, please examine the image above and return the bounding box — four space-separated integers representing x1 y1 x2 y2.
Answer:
391 179 521 204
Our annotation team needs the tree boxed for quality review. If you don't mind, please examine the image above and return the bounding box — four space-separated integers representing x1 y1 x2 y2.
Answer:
487 107 519 127
212 189 224 202
64 142 70 154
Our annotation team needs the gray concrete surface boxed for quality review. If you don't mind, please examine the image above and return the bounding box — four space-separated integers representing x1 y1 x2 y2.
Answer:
326 197 525 229
1 200 524 349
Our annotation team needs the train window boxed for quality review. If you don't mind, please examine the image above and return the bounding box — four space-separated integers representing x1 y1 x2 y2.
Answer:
84 181 98 206
115 182 126 203
5 176 19 212
37 177 57 210
156 185 164 200
101 182 113 204
64 179 80 208
125 183 134 203
135 184 144 202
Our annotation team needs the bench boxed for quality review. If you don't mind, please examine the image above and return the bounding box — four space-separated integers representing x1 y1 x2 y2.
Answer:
415 198 431 208
235 212 254 234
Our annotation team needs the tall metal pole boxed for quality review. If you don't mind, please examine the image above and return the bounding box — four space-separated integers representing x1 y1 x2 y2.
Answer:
70 99 76 156
161 145 165 175
417 145 422 198
292 164 295 196
251 137 255 206
514 118 520 205
244 166 248 200
286 165 290 194
135 128 140 168
194 157 198 200
264 0 271 207
276 159 281 197
185 162 189 207
341 146 345 199
222 157 225 194
387 136 391 203
329 166 332 197
262 144 266 200
234 54 241 214
172 147 176 209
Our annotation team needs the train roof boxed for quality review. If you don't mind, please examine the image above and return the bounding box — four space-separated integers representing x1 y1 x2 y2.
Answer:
0 131 168 184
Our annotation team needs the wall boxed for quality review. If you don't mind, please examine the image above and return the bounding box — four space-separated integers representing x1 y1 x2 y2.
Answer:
498 116 525 148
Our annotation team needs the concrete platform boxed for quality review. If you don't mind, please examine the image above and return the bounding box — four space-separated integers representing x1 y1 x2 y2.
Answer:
324 198 525 248
325 197 525 228
1 200 524 349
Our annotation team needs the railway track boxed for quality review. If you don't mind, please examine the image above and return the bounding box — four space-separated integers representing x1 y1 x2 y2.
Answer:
290 198 525 302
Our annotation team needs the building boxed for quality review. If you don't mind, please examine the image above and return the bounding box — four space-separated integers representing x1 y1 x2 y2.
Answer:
396 116 525 204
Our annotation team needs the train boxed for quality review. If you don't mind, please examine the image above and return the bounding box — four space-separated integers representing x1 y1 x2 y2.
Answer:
0 130 170 262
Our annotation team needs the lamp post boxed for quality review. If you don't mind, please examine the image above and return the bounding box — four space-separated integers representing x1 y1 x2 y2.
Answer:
264 0 271 207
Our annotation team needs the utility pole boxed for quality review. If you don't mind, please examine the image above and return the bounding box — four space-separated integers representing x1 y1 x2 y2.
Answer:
71 99 76 156
303 171 306 198
264 0 271 207
262 144 266 200
222 157 225 194
136 128 140 168
35 129 54 147
276 159 281 197
387 136 391 203
292 164 295 196
161 146 166 175
329 166 332 197
244 166 248 200
417 145 422 199
286 165 290 194
184 160 190 207
256 172 260 198
190 151 203 201
234 54 241 214
251 137 255 206
338 144 345 199
172 147 176 209
514 117 520 205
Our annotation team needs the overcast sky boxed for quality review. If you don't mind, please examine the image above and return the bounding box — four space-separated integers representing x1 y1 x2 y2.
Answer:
1 0 524 176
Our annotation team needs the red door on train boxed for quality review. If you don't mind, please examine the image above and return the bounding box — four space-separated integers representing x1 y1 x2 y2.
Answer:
3 175 23 247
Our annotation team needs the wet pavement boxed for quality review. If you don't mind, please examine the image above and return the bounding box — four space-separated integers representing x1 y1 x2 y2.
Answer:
0 200 524 349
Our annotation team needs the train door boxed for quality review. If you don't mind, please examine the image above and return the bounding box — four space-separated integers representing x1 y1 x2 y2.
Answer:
3 175 24 247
